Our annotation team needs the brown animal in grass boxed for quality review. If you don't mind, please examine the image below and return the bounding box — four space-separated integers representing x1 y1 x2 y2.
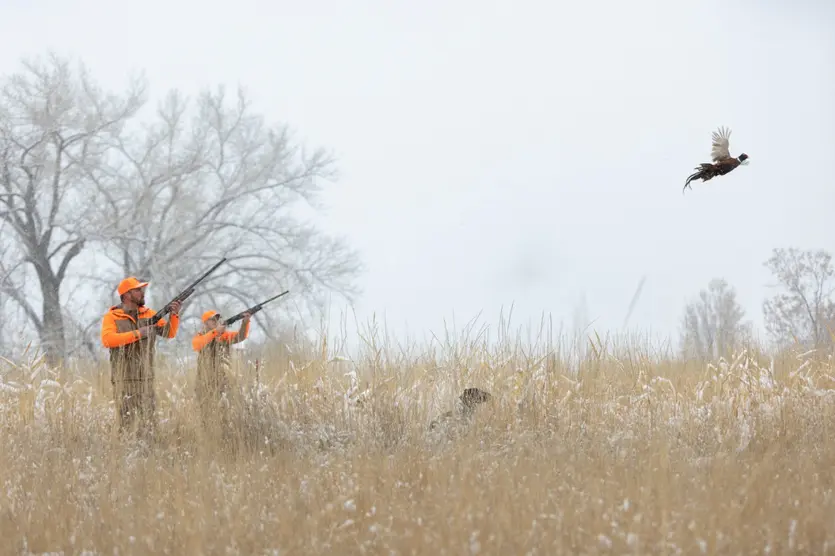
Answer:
429 387 493 431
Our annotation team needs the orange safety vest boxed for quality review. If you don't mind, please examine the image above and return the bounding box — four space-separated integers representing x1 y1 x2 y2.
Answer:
100 305 179 383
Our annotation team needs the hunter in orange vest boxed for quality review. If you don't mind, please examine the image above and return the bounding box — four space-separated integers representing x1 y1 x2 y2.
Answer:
100 277 182 437
192 309 251 432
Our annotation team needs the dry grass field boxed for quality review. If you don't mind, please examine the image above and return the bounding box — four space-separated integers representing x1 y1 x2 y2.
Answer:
1 323 835 555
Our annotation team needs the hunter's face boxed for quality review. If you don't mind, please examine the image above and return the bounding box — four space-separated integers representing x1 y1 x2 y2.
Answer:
130 287 146 306
207 316 221 330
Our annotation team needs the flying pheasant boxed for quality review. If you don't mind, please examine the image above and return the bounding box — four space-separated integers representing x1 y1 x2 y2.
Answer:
683 126 749 193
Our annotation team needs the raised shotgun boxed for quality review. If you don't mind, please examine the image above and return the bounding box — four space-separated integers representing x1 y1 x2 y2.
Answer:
149 258 227 325
223 290 290 325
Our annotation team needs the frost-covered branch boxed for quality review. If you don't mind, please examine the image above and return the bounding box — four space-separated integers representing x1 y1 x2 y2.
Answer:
92 84 362 333
0 52 147 364
762 247 835 349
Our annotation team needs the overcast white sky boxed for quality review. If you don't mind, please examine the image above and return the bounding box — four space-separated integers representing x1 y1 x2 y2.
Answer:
1 0 834 350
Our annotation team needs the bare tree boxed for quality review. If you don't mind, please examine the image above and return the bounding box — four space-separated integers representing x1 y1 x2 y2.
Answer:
0 53 362 359
762 247 835 349
680 278 749 360
83 85 362 339
0 53 146 365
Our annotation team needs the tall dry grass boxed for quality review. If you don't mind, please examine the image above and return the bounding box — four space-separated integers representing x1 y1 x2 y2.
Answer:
1 320 835 555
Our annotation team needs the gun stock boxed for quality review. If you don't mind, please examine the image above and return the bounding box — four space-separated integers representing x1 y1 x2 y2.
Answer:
149 258 227 325
223 290 290 325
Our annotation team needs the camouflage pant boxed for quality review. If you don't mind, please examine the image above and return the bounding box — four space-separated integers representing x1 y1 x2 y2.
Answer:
112 380 157 438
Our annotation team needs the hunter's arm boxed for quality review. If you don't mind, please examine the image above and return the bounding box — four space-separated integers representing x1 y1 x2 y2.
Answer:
101 314 140 348
192 330 220 351
232 320 250 344
156 313 180 339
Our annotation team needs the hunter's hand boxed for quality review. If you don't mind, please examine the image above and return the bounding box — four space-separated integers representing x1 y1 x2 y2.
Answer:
216 323 227 335
242 312 252 323
169 301 183 315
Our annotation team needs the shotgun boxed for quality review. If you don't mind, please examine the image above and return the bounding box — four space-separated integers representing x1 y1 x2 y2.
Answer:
149 258 227 325
223 290 289 325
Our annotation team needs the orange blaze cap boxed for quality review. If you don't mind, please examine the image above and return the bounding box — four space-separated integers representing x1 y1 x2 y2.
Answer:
118 277 149 296
202 310 219 323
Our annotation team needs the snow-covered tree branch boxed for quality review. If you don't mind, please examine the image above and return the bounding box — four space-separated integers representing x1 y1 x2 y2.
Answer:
0 53 146 364
0 52 363 361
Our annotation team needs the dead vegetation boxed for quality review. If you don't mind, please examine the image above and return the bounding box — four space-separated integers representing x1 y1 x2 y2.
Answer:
1 325 834 554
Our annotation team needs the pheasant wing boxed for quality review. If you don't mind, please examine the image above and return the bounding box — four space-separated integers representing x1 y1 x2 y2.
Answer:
710 126 732 162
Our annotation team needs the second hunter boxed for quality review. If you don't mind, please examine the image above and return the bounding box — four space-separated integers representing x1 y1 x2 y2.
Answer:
192 309 251 429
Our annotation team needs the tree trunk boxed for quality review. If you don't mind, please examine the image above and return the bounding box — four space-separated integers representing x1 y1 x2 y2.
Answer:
35 264 66 368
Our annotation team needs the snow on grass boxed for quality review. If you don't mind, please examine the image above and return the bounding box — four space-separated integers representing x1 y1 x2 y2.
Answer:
1 332 834 553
